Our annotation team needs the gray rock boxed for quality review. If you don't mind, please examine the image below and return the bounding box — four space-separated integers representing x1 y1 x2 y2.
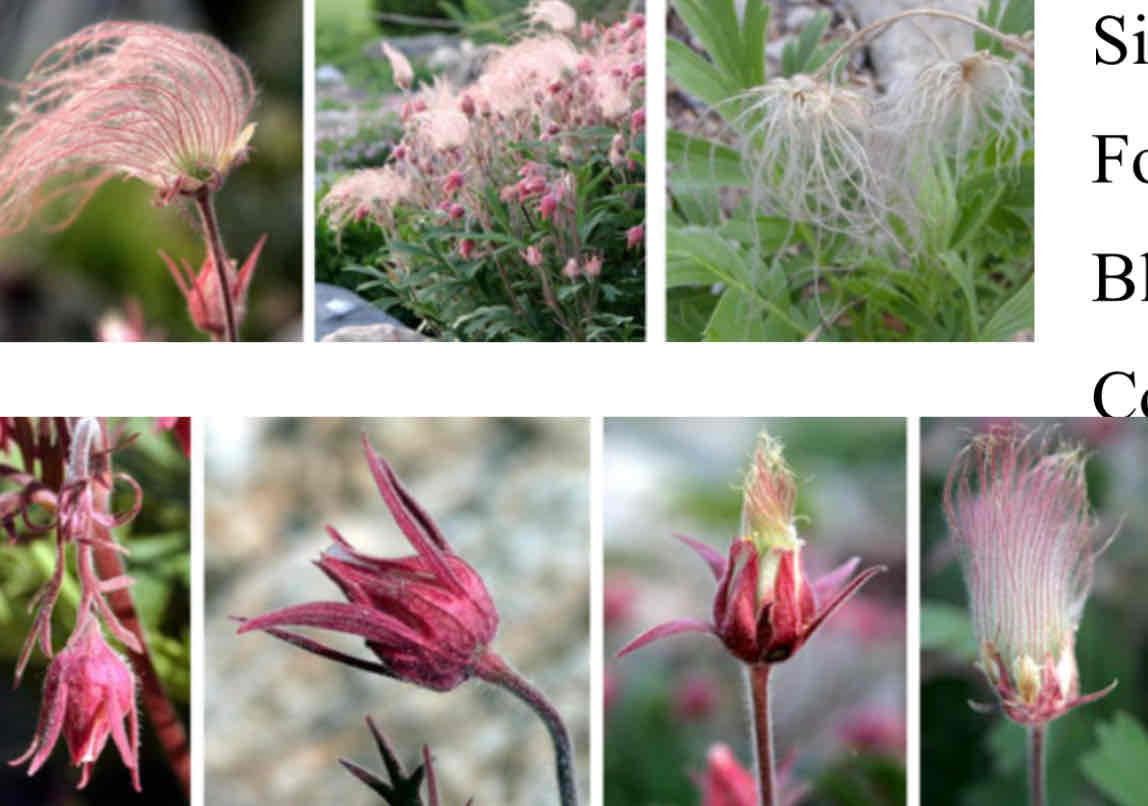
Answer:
316 64 345 86
322 323 430 342
315 282 414 340
842 0 984 85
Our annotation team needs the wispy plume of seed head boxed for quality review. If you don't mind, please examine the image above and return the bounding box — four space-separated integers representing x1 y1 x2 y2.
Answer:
0 22 256 236
476 36 580 119
319 166 411 231
732 75 891 240
527 0 577 32
945 425 1096 671
414 78 471 152
882 51 1031 169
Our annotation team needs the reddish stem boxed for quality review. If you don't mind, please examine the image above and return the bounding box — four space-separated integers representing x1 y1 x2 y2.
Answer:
193 188 239 342
92 528 190 797
475 650 578 806
749 663 776 806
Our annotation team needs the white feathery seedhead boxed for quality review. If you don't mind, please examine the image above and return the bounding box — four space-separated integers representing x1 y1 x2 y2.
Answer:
882 51 1032 168
319 166 411 231
731 75 892 240
527 1 577 33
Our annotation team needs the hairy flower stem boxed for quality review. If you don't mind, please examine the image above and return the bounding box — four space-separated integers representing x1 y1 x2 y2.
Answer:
476 650 578 806
193 188 239 342
815 8 1035 81
1027 724 1046 806
92 526 190 796
748 664 777 806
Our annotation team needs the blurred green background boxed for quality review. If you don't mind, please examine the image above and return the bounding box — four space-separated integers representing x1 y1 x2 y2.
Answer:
921 419 1148 806
0 417 190 803
605 418 907 806
0 1 303 341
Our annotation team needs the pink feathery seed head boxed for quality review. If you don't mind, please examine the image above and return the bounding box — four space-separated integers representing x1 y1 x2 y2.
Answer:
945 424 1117 724
618 434 884 667
160 233 266 340
381 42 413 90
10 617 141 792
527 1 577 32
0 22 256 235
319 167 411 231
625 223 643 250
238 436 499 692
414 79 469 152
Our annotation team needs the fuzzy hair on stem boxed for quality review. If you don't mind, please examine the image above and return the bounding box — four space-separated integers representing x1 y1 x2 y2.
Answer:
0 22 255 236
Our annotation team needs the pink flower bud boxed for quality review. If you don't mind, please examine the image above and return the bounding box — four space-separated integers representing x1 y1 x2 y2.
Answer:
459 238 476 259
449 203 465 220
625 224 644 250
443 170 465 195
159 234 266 341
239 438 500 692
562 258 580 279
522 246 544 267
11 618 141 791
631 107 646 134
540 194 558 221
582 255 602 277
459 92 476 118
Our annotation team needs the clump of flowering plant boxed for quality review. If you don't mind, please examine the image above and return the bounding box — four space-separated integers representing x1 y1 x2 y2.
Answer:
317 3 645 341
945 425 1116 805
667 1 1034 341
619 433 884 806
240 436 580 805
1 417 190 795
0 23 268 341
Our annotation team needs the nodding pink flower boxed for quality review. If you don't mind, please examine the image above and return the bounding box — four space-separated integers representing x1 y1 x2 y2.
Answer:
540 193 558 221
238 437 499 692
631 107 646 134
459 238 476 259
10 617 141 792
443 170 465 195
582 255 602 278
0 22 256 235
522 245 544 267
562 258 580 279
701 745 806 806
381 42 413 90
946 425 1117 724
160 234 267 340
499 185 517 203
459 92 476 118
625 224 643 250
619 433 883 666
448 203 465 220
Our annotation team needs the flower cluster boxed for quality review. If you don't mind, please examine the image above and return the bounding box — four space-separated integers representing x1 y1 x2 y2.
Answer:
945 425 1116 724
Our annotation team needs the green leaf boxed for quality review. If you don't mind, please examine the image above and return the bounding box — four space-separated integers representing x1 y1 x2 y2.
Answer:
671 0 743 91
1081 713 1148 806
979 275 1033 341
667 40 736 108
920 601 977 657
704 287 769 340
667 130 747 189
782 11 832 77
740 1 772 87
